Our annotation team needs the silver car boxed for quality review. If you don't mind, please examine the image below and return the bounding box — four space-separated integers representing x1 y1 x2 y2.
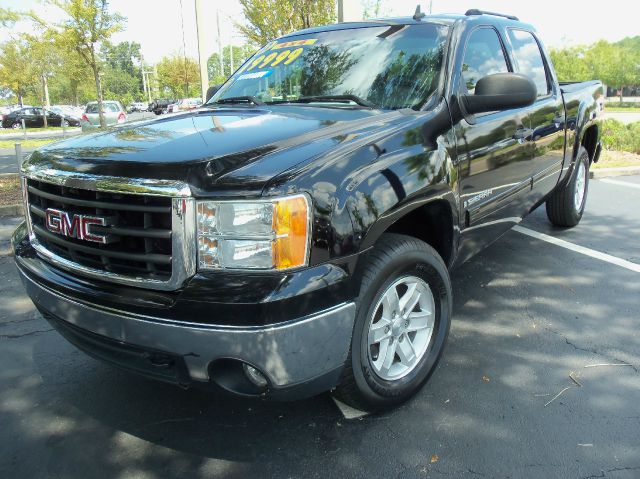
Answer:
81 101 126 131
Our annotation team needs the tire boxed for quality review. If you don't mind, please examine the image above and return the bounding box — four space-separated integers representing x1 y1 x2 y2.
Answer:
12 122 21 129
546 146 590 227
334 233 452 412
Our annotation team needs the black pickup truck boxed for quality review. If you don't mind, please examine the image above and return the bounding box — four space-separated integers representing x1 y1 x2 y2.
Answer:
13 10 603 411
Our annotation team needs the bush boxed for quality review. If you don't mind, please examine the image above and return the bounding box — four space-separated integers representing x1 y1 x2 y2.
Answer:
600 119 640 154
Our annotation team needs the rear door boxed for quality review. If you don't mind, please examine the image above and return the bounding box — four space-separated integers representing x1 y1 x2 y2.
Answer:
454 26 533 263
505 29 565 204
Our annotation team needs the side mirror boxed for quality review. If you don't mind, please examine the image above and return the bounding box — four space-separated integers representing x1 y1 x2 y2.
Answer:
205 85 221 103
462 73 537 115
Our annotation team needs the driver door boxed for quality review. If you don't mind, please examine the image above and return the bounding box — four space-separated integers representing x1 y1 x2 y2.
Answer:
454 27 533 264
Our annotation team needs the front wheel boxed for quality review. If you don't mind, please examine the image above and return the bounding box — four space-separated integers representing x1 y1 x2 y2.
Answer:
546 146 590 227
12 122 21 129
335 233 452 412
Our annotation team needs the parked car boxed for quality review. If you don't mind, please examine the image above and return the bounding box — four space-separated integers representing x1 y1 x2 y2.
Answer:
80 101 126 131
148 99 174 115
127 102 148 113
1 107 80 128
14 10 603 412
50 106 82 125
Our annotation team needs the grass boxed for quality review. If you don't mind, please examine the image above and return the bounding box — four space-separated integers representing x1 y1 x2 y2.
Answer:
0 174 20 207
605 107 640 113
0 138 58 149
0 126 80 135
592 150 640 169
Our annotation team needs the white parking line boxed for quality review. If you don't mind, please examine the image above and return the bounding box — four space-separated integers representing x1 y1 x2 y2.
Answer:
599 178 640 190
512 226 640 273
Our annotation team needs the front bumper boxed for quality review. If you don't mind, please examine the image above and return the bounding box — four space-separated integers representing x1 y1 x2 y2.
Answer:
13 223 357 399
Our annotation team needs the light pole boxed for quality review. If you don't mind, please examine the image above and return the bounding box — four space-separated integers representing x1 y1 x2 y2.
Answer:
195 0 209 103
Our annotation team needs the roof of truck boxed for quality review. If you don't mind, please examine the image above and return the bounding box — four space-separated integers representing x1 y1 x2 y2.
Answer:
280 11 534 39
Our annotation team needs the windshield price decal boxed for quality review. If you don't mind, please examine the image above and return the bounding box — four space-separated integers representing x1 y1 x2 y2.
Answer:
245 47 305 72
271 38 317 49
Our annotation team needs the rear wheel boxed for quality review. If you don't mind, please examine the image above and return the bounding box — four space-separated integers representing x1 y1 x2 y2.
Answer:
12 122 21 129
546 146 590 227
335 233 452 412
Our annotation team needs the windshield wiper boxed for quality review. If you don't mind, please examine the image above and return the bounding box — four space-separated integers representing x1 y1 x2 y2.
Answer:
275 95 375 108
212 96 265 106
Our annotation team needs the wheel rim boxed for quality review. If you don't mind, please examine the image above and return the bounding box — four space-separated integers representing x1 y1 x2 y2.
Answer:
367 275 435 381
574 161 587 211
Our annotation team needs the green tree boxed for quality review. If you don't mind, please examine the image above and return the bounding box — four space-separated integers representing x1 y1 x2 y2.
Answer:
236 0 336 45
550 46 590 82
50 0 125 127
156 54 200 98
0 39 38 106
0 7 20 26
207 45 254 84
101 41 143 105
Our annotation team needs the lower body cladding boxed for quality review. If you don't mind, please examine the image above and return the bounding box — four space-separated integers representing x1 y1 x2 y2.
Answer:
17 267 356 400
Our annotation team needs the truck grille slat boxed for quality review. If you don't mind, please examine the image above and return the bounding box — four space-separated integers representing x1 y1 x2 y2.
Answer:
26 178 174 281
27 184 171 213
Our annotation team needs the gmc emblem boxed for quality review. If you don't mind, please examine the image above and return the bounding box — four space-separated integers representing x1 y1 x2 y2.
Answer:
45 208 108 244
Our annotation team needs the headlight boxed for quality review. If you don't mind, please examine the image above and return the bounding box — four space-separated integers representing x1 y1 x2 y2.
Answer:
197 194 310 271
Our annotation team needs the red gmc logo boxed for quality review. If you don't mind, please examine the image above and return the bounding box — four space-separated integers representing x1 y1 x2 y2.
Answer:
45 208 108 244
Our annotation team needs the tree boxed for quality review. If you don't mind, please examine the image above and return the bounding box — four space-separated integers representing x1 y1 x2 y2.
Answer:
101 41 144 105
51 0 125 127
207 45 254 84
362 0 390 18
236 0 336 45
156 55 200 98
0 39 38 107
25 32 65 126
0 7 20 26
550 46 589 82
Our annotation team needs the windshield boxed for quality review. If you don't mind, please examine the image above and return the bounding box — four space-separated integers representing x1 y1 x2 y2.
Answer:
210 24 449 110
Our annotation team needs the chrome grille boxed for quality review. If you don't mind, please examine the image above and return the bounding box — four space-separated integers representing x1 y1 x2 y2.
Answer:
22 174 196 291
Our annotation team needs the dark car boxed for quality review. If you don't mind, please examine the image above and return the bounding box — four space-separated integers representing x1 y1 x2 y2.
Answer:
1 107 81 129
148 99 174 115
13 10 603 411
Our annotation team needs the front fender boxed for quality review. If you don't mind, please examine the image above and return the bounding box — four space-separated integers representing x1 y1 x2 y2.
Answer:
340 137 459 254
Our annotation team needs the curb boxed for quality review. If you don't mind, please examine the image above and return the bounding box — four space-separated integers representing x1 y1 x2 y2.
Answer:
590 166 640 179
0 204 23 217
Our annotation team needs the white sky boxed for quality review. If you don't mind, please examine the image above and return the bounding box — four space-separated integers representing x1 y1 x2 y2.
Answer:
1 0 638 63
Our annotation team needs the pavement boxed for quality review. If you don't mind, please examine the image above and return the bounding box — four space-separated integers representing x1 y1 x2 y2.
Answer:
0 176 639 478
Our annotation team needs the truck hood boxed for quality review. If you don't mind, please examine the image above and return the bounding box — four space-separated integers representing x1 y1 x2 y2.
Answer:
24 106 412 196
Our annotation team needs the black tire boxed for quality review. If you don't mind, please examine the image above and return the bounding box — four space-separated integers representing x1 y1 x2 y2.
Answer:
334 233 452 412
546 146 590 227
12 122 21 129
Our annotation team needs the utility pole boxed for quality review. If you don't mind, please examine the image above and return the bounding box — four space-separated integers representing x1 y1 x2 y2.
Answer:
217 10 224 78
195 0 209 102
141 53 148 101
337 0 344 22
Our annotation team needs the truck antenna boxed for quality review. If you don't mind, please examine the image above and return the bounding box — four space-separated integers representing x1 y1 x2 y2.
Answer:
413 5 426 20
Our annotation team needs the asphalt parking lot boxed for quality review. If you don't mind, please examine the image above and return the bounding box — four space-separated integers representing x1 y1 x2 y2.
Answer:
0 175 638 479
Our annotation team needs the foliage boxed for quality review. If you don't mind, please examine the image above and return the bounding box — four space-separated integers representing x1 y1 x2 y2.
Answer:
550 38 640 101
156 55 200 98
0 39 38 105
0 7 20 26
208 45 255 85
600 119 640 154
236 0 336 45
50 0 126 126
362 0 390 18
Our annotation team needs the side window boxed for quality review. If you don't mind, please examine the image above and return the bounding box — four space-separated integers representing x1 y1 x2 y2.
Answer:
507 29 550 98
33 108 43 116
461 28 509 94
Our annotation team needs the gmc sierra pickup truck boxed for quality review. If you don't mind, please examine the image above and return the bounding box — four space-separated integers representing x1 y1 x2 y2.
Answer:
13 9 603 411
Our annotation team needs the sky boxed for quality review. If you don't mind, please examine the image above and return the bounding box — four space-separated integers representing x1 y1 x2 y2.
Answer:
1 0 638 64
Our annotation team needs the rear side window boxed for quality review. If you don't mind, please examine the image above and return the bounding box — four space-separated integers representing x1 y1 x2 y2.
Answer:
507 30 550 98
461 28 509 94
86 103 120 113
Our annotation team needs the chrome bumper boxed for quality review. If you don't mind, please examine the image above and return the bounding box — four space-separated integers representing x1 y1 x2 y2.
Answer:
19 268 356 389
